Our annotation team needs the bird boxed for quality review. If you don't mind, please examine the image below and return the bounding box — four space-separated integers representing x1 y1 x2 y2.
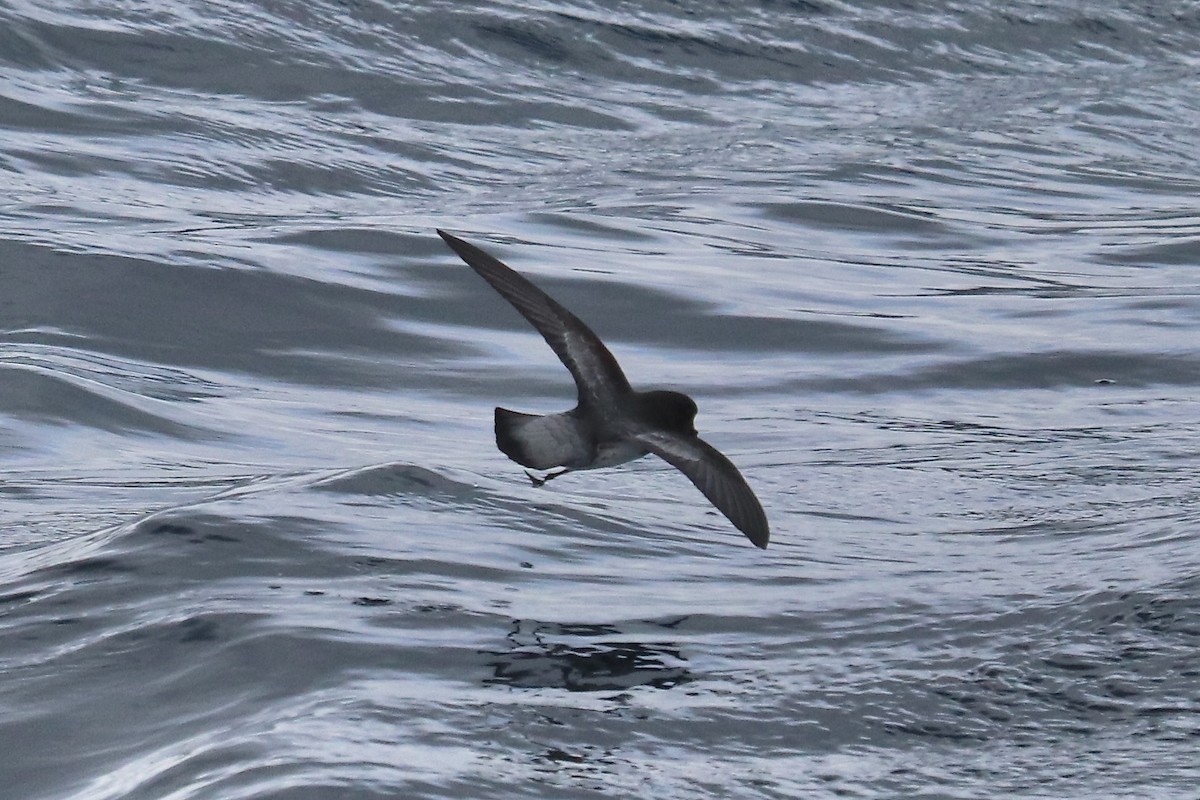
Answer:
437 229 769 548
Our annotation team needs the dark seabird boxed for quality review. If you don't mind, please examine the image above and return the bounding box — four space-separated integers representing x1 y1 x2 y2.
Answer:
438 230 770 548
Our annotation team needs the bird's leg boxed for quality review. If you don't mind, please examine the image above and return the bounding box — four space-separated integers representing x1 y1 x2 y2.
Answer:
526 468 570 487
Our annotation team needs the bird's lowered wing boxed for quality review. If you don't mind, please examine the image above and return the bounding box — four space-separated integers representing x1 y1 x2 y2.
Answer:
634 428 770 548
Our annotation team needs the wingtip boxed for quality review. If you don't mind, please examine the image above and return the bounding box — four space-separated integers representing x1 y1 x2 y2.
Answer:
437 229 483 263
747 528 770 549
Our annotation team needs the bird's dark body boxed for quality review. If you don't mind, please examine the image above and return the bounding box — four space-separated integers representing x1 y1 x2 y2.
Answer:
494 390 696 471
438 229 770 548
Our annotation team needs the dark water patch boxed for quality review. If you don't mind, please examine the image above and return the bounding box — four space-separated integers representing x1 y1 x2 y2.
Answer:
134 517 248 546
803 350 1200 393
177 615 221 643
475 19 577 64
272 226 424 259
41 556 130 577
0 343 226 403
525 213 658 244
0 239 462 387
0 482 37 499
884 719 986 742
0 90 102 134
1101 237 1200 267
146 522 197 537
312 464 474 498
0 362 210 437
0 589 40 606
2 10 356 106
484 618 691 692
761 200 951 235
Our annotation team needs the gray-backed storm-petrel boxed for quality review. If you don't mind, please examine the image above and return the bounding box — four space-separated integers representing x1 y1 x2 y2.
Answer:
438 230 769 548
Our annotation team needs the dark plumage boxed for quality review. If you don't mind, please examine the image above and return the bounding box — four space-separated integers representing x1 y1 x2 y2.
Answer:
438 229 769 548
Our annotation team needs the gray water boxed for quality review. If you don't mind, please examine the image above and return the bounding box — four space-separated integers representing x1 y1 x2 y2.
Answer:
2 1 1199 798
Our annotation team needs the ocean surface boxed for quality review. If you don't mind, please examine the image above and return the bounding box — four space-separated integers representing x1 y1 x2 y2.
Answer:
2 1 1199 797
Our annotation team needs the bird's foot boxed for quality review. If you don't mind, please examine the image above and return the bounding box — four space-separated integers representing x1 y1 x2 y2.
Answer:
526 468 568 487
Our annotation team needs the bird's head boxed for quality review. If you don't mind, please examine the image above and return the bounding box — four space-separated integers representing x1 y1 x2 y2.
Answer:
638 390 699 436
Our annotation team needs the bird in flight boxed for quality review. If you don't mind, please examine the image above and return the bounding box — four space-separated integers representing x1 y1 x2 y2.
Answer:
438 230 769 548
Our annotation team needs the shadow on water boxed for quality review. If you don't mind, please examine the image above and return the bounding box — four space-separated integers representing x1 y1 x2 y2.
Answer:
483 618 693 692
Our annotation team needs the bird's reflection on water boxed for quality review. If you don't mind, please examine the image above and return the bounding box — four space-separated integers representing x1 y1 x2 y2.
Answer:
483 618 693 692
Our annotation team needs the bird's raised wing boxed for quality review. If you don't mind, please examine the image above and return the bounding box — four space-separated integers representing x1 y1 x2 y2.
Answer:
634 429 769 548
438 230 631 407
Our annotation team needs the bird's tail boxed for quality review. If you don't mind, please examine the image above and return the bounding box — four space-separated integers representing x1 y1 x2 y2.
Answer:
494 407 577 470
495 407 544 468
